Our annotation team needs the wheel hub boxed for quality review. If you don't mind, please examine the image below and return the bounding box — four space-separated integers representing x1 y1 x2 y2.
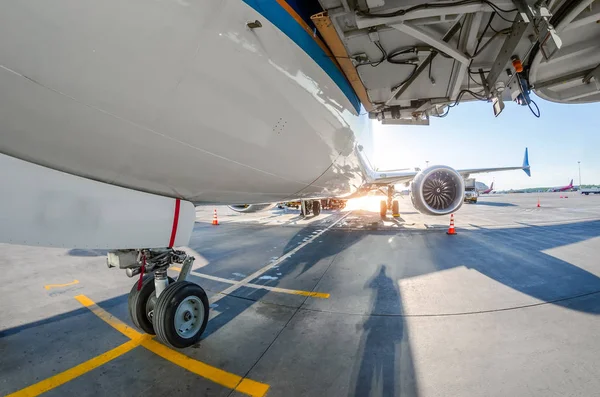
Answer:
174 296 203 338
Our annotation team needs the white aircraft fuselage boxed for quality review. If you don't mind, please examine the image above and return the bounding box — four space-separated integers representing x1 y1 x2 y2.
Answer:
0 0 369 205
0 0 541 349
0 0 532 251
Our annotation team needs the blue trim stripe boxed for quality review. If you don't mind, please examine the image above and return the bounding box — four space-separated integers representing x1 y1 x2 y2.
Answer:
242 0 361 114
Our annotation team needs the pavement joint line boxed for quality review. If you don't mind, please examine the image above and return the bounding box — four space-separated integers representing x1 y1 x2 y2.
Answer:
172 269 330 299
44 279 79 290
74 294 269 397
209 211 351 305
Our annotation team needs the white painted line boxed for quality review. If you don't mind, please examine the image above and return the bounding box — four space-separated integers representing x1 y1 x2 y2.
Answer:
193 272 330 298
209 211 351 304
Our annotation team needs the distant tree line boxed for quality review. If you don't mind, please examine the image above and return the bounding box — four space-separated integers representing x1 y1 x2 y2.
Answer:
497 184 600 193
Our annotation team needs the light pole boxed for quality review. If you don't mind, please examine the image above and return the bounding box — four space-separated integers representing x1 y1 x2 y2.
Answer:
578 161 581 189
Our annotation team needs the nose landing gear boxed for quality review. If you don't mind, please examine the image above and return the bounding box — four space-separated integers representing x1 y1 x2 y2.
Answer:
380 186 400 218
109 249 209 348
299 200 322 217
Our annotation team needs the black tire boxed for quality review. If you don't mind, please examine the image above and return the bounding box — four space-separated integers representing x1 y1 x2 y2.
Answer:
380 200 387 217
392 200 400 217
300 201 308 217
128 275 174 335
154 281 209 348
313 200 321 216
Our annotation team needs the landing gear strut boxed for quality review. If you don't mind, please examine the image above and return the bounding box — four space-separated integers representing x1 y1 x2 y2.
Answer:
380 186 400 218
299 200 322 217
109 249 209 348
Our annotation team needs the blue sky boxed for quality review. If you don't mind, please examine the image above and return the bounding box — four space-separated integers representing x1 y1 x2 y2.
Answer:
372 96 600 190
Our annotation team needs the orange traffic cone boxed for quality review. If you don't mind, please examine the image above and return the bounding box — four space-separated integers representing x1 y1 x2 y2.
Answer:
537 197 541 208
447 214 457 235
212 208 219 225
560 195 563 198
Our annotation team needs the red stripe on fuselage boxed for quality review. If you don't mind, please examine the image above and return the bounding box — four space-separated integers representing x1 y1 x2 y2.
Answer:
168 199 181 248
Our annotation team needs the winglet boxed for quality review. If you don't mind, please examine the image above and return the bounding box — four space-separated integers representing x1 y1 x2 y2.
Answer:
522 148 531 176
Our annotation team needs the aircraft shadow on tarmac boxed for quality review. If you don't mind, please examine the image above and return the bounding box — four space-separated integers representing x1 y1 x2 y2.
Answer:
473 201 517 207
67 248 110 257
192 218 600 396
0 295 125 339
198 219 600 337
3 220 600 397
58 219 600 340
440 220 600 314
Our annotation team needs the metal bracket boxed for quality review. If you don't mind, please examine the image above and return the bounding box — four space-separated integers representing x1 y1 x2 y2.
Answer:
246 20 262 29
538 18 562 60
387 19 463 104
450 12 483 99
381 115 430 125
413 97 451 112
486 17 529 89
582 63 600 85
355 1 515 29
479 68 491 97
389 22 471 65
512 0 536 23
177 255 195 282
534 67 597 89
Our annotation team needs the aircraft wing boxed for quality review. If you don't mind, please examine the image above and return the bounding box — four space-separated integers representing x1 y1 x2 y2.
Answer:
356 145 419 186
358 146 530 187
370 171 420 186
457 148 531 178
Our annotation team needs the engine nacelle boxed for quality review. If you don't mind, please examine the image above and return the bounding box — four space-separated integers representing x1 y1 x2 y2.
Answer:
228 203 277 213
410 166 465 216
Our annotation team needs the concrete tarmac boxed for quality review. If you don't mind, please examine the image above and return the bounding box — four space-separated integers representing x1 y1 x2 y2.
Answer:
2 193 600 396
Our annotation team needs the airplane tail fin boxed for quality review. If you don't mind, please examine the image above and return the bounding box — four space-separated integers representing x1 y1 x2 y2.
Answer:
522 148 531 176
570 179 574 186
490 182 494 189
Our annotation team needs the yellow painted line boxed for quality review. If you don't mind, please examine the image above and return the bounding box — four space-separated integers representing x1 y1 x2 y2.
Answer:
44 280 79 290
193 272 330 299
142 339 269 397
170 266 182 272
75 295 143 340
287 289 330 299
6 338 146 397
76 295 269 397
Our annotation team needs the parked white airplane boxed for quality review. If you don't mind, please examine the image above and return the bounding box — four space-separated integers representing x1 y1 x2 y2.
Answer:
0 0 595 347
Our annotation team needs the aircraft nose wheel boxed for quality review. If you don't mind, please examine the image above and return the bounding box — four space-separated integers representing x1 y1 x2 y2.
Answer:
154 281 209 348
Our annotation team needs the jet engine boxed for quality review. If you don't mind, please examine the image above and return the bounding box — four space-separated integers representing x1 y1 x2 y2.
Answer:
410 166 465 216
228 203 277 213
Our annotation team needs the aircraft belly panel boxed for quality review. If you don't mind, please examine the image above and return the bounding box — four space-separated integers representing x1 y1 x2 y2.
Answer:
0 0 363 204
